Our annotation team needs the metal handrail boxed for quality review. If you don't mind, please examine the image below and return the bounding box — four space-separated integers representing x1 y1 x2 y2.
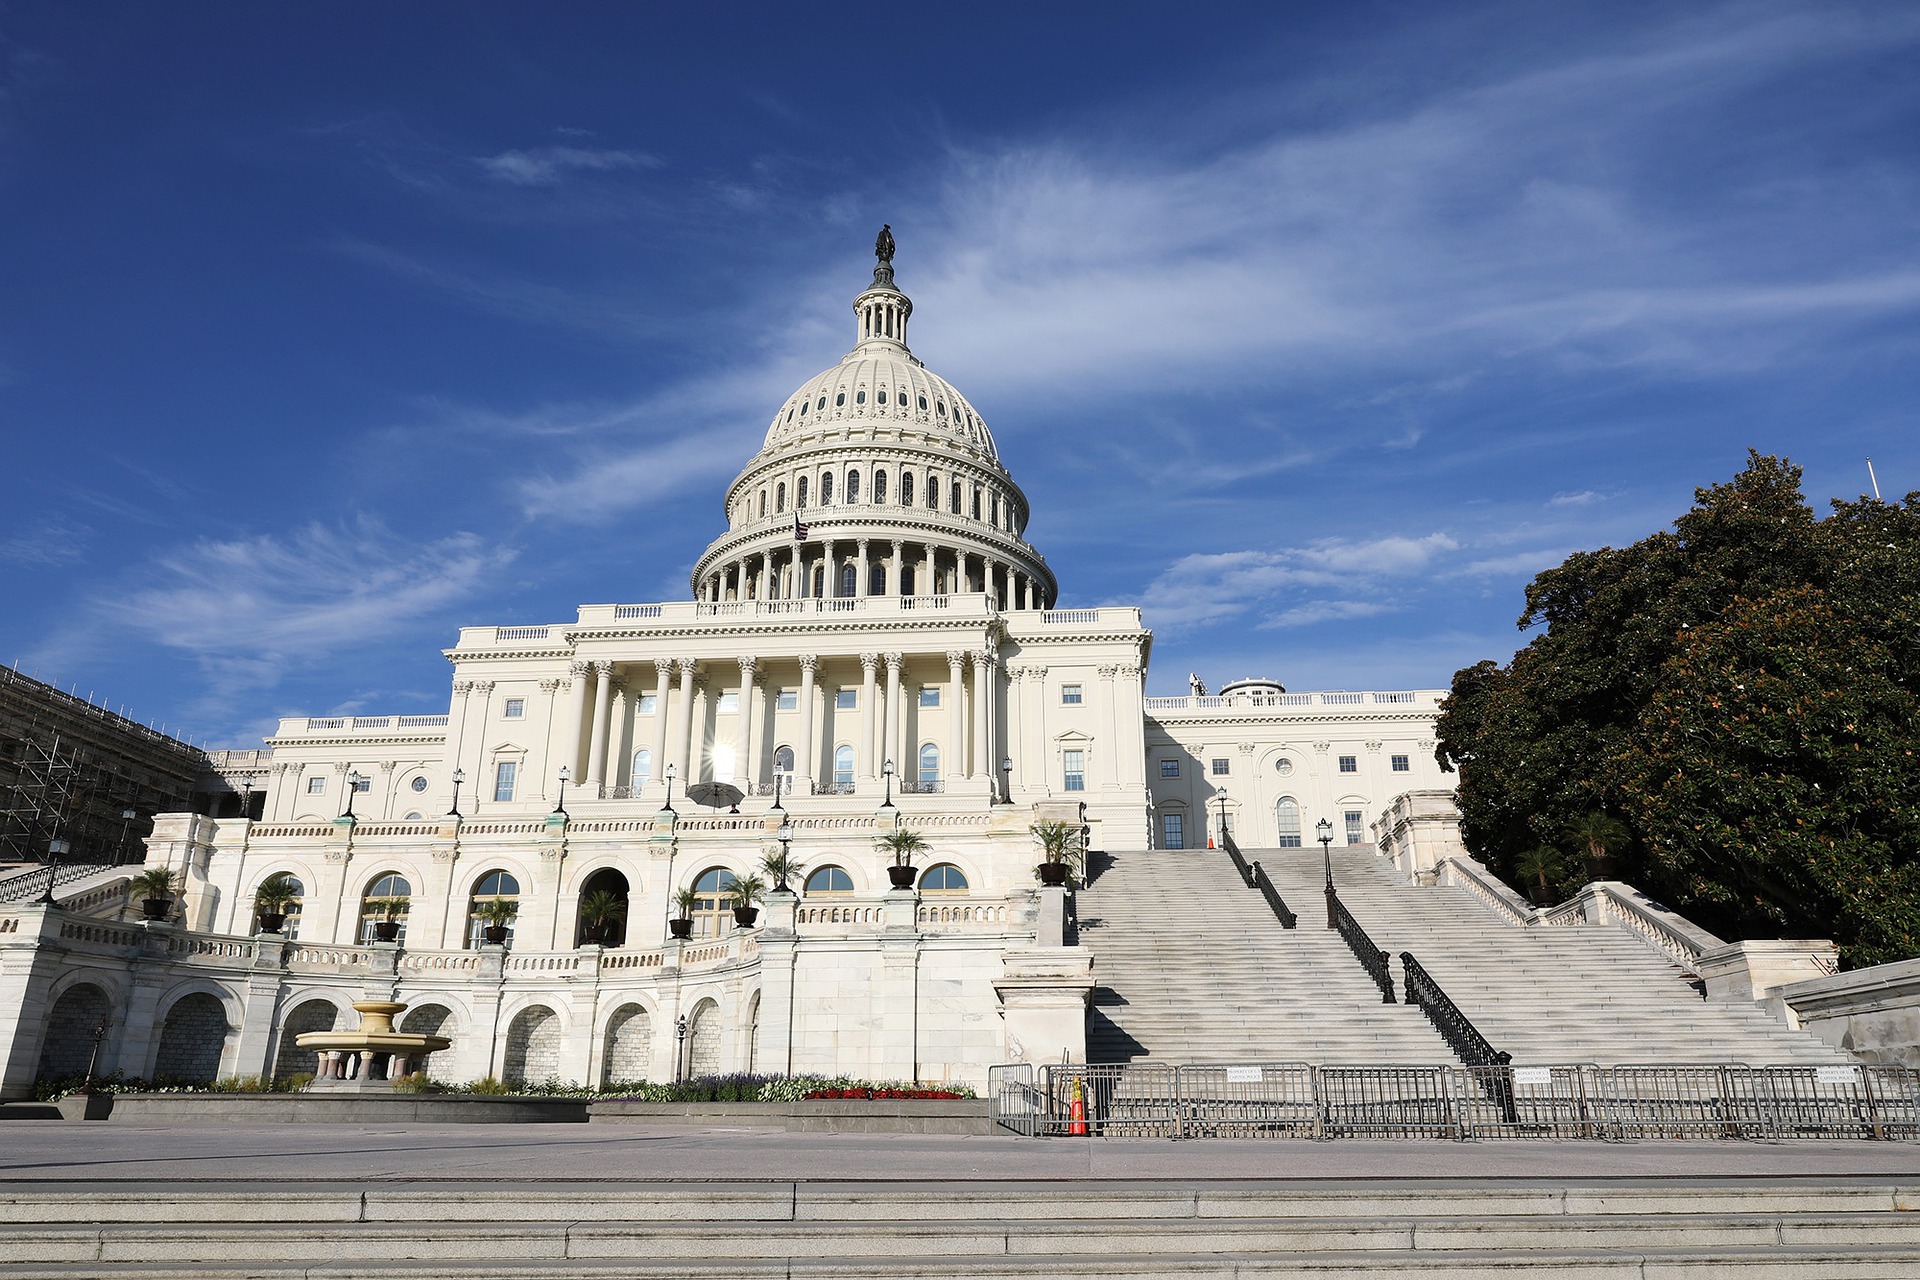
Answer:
1221 830 1255 887
1250 862 1298 929
1329 892 1395 1003
1402 951 1509 1068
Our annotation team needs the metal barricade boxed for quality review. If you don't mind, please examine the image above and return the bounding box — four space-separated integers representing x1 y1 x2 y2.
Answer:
1177 1063 1320 1138
1320 1065 1460 1138
987 1062 1041 1136
1746 1065 1874 1139
1039 1063 1180 1137
1863 1066 1920 1139
1591 1065 1763 1139
1458 1064 1595 1139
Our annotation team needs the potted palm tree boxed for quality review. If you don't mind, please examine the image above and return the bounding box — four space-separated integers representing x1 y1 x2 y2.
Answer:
130 867 179 921
1031 820 1080 887
577 888 626 945
253 872 299 933
669 886 700 940
875 827 930 890
762 846 805 894
730 873 766 927
476 897 517 945
365 895 410 942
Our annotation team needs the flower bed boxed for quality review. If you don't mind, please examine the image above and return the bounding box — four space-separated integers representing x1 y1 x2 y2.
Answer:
802 1087 967 1100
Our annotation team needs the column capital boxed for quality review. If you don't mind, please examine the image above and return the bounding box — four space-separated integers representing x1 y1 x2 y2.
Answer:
471 680 495 695
1097 665 1120 679
539 678 562 694
569 660 591 678
378 760 397 774
737 655 759 678
452 679 475 695
884 651 904 671
652 658 674 682
945 649 967 669
674 657 700 678
973 650 999 671
591 660 614 679
797 653 820 675
860 652 880 674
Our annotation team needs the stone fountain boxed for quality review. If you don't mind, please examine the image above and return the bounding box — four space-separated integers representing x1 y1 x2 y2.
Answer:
297 1000 450 1091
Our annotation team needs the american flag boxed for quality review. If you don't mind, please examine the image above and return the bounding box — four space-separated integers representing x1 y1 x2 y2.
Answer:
793 511 809 541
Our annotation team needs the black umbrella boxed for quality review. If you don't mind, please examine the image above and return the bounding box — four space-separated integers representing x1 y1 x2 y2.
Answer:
685 781 746 812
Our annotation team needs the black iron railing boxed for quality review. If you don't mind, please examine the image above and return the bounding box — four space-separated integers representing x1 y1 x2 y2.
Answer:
1222 830 1255 887
1401 951 1509 1068
1329 892 1396 1003
1249 861 1298 929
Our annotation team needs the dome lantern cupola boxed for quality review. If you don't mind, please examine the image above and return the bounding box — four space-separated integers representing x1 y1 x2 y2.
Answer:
852 223 914 357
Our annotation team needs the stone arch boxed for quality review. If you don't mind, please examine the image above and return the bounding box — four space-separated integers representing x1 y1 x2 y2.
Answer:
35 982 111 1083
154 992 231 1083
602 1003 653 1085
744 991 761 1075
400 1003 455 1037
502 1004 561 1086
686 997 722 1078
271 998 340 1081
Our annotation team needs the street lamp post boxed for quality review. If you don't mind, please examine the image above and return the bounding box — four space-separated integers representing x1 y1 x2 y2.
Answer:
769 771 784 813
342 769 363 820
118 808 138 863
880 759 895 811
1318 817 1336 928
662 762 677 814
554 765 571 817
237 773 256 821
447 768 466 818
774 818 795 892
675 1014 690 1083
37 836 69 905
1215 788 1229 847
1000 756 1013 805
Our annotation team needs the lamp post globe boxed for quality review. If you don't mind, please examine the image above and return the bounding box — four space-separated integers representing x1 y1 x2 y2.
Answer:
881 758 895 810
343 769 362 820
448 768 466 818
554 764 571 816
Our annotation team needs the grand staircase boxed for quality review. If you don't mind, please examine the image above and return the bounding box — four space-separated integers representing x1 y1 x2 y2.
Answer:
1079 844 1852 1067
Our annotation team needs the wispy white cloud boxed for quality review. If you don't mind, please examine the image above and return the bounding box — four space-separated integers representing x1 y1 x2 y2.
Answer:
1548 489 1607 507
475 145 660 186
1143 533 1460 632
0 514 88 568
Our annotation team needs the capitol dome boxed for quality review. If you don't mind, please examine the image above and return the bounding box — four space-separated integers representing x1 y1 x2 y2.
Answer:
690 229 1056 610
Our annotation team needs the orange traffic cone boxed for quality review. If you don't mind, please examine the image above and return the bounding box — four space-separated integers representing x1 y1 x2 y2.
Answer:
1069 1075 1089 1136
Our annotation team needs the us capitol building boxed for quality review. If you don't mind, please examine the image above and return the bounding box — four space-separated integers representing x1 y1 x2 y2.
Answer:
0 234 1459 1095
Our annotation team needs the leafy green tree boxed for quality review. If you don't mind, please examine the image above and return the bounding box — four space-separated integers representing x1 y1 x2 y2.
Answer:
1436 452 1920 966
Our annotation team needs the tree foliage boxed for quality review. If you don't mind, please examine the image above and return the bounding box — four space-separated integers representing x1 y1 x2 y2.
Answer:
1435 452 1920 966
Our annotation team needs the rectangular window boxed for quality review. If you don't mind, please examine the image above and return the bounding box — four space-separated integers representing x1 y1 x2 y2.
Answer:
306 776 326 795
1061 684 1083 705
1345 810 1365 845
836 689 857 710
1162 813 1184 850
717 691 739 713
493 761 517 802
637 694 658 714
1210 758 1231 776
1062 749 1086 792
353 777 371 793
919 687 941 707
502 698 525 719
1391 754 1410 772
1159 759 1180 778
1338 755 1358 774
777 690 798 711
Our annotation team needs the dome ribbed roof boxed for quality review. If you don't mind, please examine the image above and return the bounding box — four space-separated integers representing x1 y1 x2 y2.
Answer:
761 354 997 460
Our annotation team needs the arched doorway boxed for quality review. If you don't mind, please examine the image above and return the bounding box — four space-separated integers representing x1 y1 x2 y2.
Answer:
36 983 110 1084
502 1005 560 1086
155 993 230 1084
575 867 629 947
603 1003 652 1085
272 999 339 1082
687 998 722 1078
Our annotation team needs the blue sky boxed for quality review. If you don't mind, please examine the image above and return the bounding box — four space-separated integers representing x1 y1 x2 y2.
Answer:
2 2 1916 748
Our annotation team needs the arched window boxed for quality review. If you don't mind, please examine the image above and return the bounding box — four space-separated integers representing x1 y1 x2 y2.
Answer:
917 394 928 412
873 470 887 504
467 870 520 949
798 399 807 416
991 495 1000 527
797 476 809 508
576 867 628 947
840 563 857 597
632 748 652 788
805 866 854 895
833 744 855 789
918 743 940 786
869 561 887 595
758 490 767 518
902 471 914 505
359 872 412 944
258 873 304 938
1276 797 1303 848
972 486 981 519
692 867 739 938
821 472 834 504
856 389 866 405
835 391 845 407
817 395 826 410
846 470 860 503
927 473 940 509
776 482 786 513
950 480 962 514
773 745 795 776
921 864 969 893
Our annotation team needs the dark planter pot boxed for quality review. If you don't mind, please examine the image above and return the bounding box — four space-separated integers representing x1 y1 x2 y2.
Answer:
482 925 509 945
373 920 401 942
257 912 287 934
140 897 171 921
668 918 694 940
887 864 918 890
582 922 610 945
1037 862 1070 887
732 906 760 928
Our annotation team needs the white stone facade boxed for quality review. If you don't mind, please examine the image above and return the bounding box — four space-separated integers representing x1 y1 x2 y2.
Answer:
0 237 1450 1097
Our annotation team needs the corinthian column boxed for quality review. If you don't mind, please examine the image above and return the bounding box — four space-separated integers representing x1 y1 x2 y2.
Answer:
796 654 819 790
884 651 904 778
859 652 879 781
737 657 760 790
975 650 1000 793
584 661 615 791
673 658 699 782
648 659 671 796
945 650 967 781
563 662 590 776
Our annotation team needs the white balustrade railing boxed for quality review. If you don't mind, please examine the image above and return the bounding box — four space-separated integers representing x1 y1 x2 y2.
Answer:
1435 857 1535 926
1145 690 1439 713
493 626 551 641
